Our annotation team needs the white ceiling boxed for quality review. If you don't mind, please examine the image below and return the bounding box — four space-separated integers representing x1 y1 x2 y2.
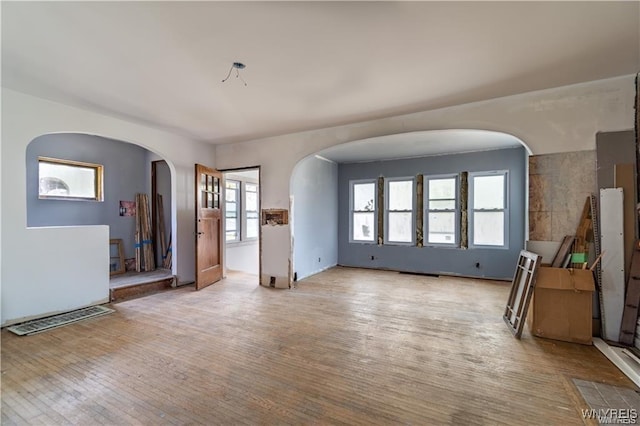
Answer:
2 2 639 145
317 130 524 163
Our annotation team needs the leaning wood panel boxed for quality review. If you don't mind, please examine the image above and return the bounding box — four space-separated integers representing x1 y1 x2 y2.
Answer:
572 197 593 269
619 241 640 345
551 235 574 268
157 194 167 268
614 163 636 284
135 194 142 272
504 250 541 339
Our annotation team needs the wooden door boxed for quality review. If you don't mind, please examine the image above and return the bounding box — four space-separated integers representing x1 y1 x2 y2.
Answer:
195 164 223 290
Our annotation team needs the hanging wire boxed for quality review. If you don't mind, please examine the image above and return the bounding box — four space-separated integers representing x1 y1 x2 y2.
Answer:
221 65 234 83
222 62 247 86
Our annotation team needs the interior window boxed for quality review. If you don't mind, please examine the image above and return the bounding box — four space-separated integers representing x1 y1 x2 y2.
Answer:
38 157 103 201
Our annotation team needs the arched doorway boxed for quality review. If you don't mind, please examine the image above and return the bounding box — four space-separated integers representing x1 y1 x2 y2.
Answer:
290 129 531 282
26 132 177 301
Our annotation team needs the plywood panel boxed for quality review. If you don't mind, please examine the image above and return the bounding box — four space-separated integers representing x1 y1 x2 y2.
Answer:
614 163 637 283
596 131 635 191
600 188 626 342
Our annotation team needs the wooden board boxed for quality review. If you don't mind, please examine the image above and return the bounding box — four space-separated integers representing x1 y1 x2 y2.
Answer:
551 235 575 268
600 188 626 342
504 250 541 339
614 163 636 284
157 194 167 267
572 197 593 268
619 240 640 346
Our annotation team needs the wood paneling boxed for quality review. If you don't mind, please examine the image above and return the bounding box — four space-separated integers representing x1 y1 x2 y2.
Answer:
2 268 636 424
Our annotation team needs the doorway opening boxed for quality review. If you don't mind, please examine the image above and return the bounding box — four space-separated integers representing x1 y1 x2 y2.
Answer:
222 167 260 280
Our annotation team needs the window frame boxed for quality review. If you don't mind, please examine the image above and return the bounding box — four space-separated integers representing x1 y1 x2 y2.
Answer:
243 181 259 241
224 177 260 245
384 176 416 246
38 156 104 201
225 179 241 243
349 179 378 244
469 170 509 249
424 174 459 247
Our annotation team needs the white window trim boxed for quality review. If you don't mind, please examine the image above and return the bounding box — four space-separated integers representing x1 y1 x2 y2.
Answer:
224 176 260 246
424 174 459 247
349 179 378 244
469 170 509 249
243 181 259 242
384 176 416 246
225 179 241 243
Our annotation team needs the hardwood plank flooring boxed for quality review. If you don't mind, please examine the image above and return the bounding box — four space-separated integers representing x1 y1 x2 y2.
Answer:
2 267 636 425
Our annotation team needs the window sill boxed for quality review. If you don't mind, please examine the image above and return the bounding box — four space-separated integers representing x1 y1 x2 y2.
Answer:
422 243 460 249
383 241 415 246
227 239 258 247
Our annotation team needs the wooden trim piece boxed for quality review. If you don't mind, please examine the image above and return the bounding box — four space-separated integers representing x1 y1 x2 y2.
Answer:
416 174 423 247
460 172 468 249
157 194 168 268
377 176 384 245
551 235 575 268
619 240 640 345
594 338 640 388
151 161 158 266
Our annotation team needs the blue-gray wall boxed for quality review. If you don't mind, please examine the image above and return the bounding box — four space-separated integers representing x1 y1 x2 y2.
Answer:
338 147 526 280
26 133 148 259
292 156 339 280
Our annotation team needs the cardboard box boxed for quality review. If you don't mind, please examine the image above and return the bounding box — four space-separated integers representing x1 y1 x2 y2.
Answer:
528 267 595 345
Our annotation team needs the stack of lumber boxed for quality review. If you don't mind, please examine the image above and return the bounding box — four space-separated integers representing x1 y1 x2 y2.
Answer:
135 193 155 272
571 197 593 268
550 196 597 270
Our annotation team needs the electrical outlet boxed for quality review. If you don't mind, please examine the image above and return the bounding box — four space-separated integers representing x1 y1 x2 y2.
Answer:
318 257 321 262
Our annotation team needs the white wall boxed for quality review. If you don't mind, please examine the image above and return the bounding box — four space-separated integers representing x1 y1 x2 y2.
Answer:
291 155 338 280
226 243 259 275
215 75 636 286
1 88 216 325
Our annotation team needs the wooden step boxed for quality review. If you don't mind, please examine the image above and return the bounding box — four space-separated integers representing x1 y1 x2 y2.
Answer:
110 278 174 302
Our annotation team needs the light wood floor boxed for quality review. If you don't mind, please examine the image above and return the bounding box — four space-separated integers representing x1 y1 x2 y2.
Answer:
1 267 636 425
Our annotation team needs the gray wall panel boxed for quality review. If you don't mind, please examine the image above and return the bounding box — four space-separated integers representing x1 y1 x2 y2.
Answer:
338 147 527 279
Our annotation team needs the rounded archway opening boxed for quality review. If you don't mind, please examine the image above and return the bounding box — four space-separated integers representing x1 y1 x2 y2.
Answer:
290 129 531 282
26 132 177 275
